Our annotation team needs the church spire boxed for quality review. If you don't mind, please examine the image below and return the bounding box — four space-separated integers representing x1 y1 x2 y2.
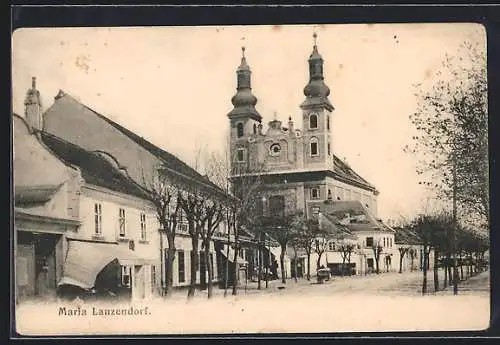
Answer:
24 76 43 132
301 32 334 111
228 46 262 122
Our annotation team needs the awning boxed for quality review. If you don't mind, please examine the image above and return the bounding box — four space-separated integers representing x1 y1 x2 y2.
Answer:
58 240 150 290
220 245 248 264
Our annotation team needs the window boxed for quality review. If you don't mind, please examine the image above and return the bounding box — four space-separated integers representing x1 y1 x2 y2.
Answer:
239 248 244 258
390 238 393 247
140 213 147 240
269 195 285 217
327 189 332 200
94 203 102 235
311 188 320 199
253 123 257 134
119 208 126 237
178 251 185 283
328 242 335 251
237 123 244 138
367 258 374 269
121 266 131 287
328 143 331 156
383 238 386 247
236 148 245 162
151 265 156 293
327 115 330 130
309 113 318 129
366 237 374 247
310 138 319 156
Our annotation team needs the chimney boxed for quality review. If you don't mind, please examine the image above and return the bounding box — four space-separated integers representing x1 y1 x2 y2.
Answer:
24 77 42 132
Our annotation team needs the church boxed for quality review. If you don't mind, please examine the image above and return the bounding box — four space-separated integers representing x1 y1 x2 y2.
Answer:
228 33 379 220
227 33 395 276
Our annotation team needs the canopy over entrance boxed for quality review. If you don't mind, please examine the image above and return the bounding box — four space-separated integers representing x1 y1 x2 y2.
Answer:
58 240 151 290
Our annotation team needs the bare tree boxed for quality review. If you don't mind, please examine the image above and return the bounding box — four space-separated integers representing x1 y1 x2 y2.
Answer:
142 170 181 297
372 240 383 275
406 41 488 228
340 244 355 277
398 247 410 274
294 217 319 281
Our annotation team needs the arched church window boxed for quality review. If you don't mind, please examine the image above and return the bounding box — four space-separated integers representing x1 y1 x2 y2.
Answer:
327 115 330 130
327 189 332 200
309 113 318 129
310 137 319 156
237 123 244 138
253 123 257 134
328 143 331 156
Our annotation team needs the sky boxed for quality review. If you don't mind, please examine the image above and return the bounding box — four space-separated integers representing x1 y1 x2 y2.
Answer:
11 24 486 222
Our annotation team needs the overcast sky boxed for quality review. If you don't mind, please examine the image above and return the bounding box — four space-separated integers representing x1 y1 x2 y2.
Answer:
11 24 486 222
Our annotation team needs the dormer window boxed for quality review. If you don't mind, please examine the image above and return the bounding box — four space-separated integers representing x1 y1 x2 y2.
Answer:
237 123 244 138
309 113 318 129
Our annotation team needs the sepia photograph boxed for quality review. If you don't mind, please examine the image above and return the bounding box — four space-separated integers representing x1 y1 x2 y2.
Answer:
11 23 489 335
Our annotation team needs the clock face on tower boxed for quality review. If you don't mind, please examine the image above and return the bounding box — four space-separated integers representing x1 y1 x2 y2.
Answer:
269 143 281 156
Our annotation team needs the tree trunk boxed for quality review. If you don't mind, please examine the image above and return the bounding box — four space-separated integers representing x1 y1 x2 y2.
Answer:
433 249 439 293
341 256 346 277
375 253 380 274
224 218 231 297
293 252 298 283
232 235 239 296
316 252 323 271
188 245 198 299
410 256 414 272
280 245 286 284
443 260 448 289
422 246 429 295
204 241 213 299
347 252 352 276
306 252 311 281
164 234 176 297
399 251 404 274
459 253 464 281
257 245 262 290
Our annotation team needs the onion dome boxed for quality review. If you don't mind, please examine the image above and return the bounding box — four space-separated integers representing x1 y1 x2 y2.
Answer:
228 47 262 121
301 33 334 111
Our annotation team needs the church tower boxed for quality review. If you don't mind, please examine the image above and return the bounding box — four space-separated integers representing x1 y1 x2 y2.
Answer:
228 47 262 173
300 33 334 171
24 77 43 133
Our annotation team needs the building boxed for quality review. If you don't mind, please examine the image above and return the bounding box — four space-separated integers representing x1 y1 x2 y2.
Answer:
40 132 159 301
39 82 233 291
15 78 162 301
393 226 434 273
227 34 389 278
13 112 80 303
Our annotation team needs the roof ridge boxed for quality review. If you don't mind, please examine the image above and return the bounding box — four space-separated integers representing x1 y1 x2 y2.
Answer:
52 91 221 192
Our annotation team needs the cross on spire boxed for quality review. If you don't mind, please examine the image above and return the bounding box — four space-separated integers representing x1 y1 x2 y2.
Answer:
242 46 246 58
273 111 278 120
313 31 318 46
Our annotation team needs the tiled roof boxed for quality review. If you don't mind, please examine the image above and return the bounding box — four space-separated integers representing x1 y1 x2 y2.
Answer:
318 200 394 233
332 155 377 193
15 184 62 206
53 93 224 194
320 213 357 240
394 226 422 245
40 132 150 200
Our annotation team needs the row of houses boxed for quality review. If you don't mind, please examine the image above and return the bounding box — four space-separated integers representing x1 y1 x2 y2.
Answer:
14 78 249 303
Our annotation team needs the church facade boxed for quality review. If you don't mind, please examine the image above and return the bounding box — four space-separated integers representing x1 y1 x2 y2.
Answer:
228 35 379 221
227 35 395 277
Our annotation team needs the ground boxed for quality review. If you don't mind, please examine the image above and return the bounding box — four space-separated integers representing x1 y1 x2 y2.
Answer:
16 270 490 335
